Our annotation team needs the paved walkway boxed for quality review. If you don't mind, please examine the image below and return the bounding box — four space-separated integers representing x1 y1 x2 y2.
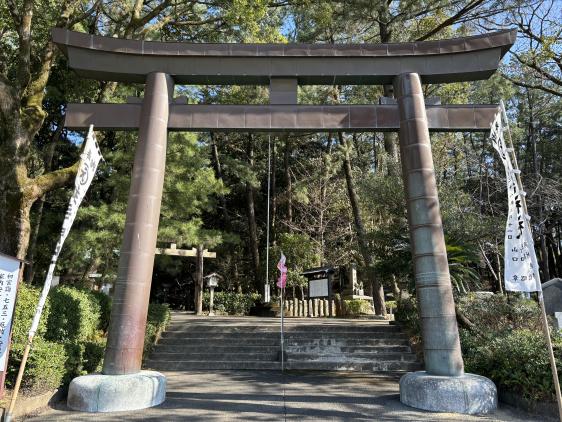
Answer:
27 370 549 421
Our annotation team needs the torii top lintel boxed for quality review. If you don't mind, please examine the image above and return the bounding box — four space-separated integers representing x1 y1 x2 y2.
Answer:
52 29 516 85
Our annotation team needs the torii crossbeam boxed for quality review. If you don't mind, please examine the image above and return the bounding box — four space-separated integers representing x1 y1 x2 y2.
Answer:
54 28 516 415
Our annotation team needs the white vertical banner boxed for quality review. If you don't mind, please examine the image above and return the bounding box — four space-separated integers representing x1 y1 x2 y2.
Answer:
28 126 102 336
490 113 541 292
0 254 21 368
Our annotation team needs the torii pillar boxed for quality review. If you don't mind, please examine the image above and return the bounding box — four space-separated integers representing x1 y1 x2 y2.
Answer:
394 73 496 414
68 72 172 412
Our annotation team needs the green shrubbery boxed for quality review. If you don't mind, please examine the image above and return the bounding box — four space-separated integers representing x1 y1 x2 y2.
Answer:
343 299 373 316
7 339 68 395
46 286 101 343
143 303 171 356
396 293 562 403
202 291 261 315
6 283 170 396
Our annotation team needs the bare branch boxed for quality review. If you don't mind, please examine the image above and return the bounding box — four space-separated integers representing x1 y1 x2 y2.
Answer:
16 0 33 94
416 0 485 41
501 73 561 97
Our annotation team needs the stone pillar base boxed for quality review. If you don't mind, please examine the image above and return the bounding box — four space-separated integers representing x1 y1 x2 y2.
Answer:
67 370 166 412
400 371 497 414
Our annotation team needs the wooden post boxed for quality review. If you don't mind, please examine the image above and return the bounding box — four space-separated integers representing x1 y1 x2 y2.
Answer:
195 245 204 315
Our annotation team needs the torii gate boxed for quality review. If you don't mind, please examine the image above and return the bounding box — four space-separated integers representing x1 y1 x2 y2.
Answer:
52 28 516 414
155 243 216 314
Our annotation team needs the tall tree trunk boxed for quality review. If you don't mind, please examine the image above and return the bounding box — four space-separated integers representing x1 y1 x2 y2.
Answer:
0 2 80 259
25 121 63 282
284 137 293 226
378 8 399 168
319 137 333 263
528 92 550 280
338 133 386 316
26 197 45 283
246 134 261 290
210 132 229 224
0 95 78 260
382 85 399 164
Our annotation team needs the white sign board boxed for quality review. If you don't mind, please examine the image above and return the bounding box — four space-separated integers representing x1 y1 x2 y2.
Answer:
0 254 21 369
309 278 329 298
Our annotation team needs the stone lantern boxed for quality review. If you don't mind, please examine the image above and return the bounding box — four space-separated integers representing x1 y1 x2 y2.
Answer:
205 273 221 316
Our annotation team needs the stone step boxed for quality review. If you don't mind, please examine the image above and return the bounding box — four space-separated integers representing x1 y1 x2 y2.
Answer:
144 359 421 372
156 337 409 347
149 352 279 362
285 352 418 362
284 360 423 372
160 331 405 340
144 360 282 371
164 325 400 334
152 345 281 353
147 314 421 373
285 345 411 353
284 338 410 346
157 337 281 346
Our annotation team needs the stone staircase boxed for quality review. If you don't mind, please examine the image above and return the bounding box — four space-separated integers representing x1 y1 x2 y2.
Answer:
144 312 421 372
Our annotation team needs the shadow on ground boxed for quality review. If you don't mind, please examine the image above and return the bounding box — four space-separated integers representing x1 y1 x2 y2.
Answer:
27 370 550 421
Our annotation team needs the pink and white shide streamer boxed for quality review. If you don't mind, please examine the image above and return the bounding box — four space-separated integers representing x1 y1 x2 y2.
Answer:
29 126 103 336
490 113 541 292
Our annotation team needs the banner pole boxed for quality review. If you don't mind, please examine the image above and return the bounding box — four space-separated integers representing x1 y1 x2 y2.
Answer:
500 101 562 421
4 339 32 422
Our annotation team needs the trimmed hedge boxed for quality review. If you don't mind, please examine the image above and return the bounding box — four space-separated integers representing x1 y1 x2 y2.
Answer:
7 338 67 395
143 303 171 356
45 286 101 343
202 291 260 315
6 283 170 396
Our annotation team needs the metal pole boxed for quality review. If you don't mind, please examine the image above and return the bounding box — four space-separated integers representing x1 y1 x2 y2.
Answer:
103 72 173 375
394 73 464 376
500 101 562 421
280 286 284 372
265 135 271 302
